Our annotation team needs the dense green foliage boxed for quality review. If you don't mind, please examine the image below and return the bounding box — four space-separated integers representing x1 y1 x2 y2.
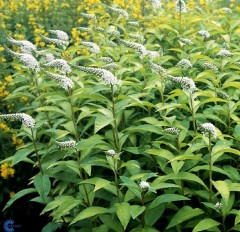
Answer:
1 1 240 231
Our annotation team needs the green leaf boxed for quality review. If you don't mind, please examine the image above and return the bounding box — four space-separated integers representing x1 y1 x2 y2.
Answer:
42 222 60 232
167 206 204 229
149 194 189 209
70 207 110 225
130 205 145 219
12 148 34 165
94 178 111 192
115 202 131 230
36 106 71 119
3 188 37 211
212 180 229 204
34 175 51 203
193 218 220 232
94 113 114 133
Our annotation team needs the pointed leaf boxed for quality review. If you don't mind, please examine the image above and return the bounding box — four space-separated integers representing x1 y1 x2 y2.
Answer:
193 218 220 232
115 202 131 230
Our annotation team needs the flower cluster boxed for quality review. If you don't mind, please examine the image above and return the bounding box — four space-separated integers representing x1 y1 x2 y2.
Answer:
103 63 119 70
199 123 217 139
127 21 139 27
74 65 118 85
215 202 223 211
41 30 69 47
43 71 74 90
197 30 210 39
106 149 117 156
44 59 72 74
148 51 161 60
222 7 232 14
176 59 192 69
45 54 55 62
7 37 37 54
108 6 129 19
164 127 180 135
109 41 117 47
149 61 166 74
129 33 145 43
149 0 161 9
119 39 148 59
107 29 120 37
56 140 77 149
0 162 15 179
179 38 193 45
80 13 96 19
101 57 114 63
139 181 150 190
6 47 40 72
81 41 101 54
0 113 35 128
176 0 187 13
217 91 229 100
168 75 197 92
202 62 218 72
217 49 232 57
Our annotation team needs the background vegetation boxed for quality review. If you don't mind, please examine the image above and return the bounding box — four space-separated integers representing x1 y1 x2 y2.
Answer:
1 0 240 231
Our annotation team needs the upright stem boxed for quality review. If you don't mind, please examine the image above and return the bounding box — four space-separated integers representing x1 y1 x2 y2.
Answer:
141 192 145 228
208 134 212 202
189 92 196 136
113 158 120 203
31 128 44 175
111 85 120 153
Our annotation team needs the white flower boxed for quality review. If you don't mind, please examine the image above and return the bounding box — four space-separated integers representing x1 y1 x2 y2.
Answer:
195 6 203 12
45 54 55 62
44 71 74 90
49 30 69 42
129 33 145 43
74 65 119 85
6 47 40 72
168 75 197 92
44 59 72 74
108 6 129 18
148 50 161 60
103 63 119 70
222 7 232 14
139 181 150 190
197 30 210 39
176 59 192 69
107 29 120 37
119 39 148 59
0 113 35 128
7 37 37 54
202 62 218 72
149 61 166 74
81 13 96 19
176 0 187 13
127 21 139 27
41 30 69 47
199 123 217 139
164 127 180 135
217 49 232 57
179 38 193 45
81 41 101 54
106 149 116 156
101 57 114 63
96 27 104 32
149 0 161 9
56 140 76 149
215 202 223 210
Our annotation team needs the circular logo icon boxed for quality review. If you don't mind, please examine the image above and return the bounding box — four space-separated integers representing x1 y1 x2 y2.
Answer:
3 219 15 232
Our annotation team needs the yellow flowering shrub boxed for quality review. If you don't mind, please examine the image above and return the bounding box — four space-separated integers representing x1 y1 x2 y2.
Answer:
0 162 15 179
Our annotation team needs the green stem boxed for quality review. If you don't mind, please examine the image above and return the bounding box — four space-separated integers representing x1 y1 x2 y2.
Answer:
113 158 120 203
208 134 212 202
189 92 197 136
31 128 44 175
111 85 120 153
141 192 145 228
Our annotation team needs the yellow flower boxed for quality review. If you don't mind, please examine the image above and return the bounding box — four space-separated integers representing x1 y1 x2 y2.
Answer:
0 162 15 179
4 75 12 83
9 191 15 198
0 46 4 52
